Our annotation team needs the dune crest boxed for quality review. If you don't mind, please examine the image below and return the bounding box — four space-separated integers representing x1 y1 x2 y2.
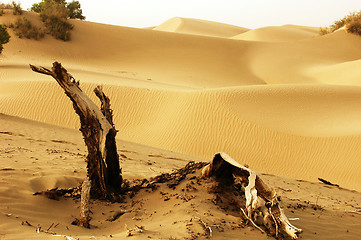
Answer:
232 25 319 42
153 17 249 38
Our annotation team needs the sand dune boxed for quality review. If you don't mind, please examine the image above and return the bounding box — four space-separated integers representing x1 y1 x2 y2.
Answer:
2 13 361 192
232 25 319 42
153 17 249 38
1 12 361 239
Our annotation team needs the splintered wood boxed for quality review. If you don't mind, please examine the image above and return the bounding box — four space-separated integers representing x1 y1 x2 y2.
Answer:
202 152 302 239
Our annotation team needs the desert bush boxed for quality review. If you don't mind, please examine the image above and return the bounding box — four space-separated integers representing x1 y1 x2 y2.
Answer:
10 17 45 40
0 3 13 10
348 20 361 35
66 1 85 20
66 1 84 20
31 0 81 41
320 11 361 36
43 14 72 40
0 9 3 16
11 1 22 15
40 1 73 40
31 0 85 20
319 27 331 36
0 24 10 53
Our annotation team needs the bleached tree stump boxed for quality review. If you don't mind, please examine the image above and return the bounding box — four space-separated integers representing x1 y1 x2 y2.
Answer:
30 62 122 200
202 152 302 239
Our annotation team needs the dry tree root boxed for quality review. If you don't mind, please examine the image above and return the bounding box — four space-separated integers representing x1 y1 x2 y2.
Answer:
202 152 302 239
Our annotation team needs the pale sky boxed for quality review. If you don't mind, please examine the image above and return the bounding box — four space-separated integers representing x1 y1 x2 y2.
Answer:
7 0 361 29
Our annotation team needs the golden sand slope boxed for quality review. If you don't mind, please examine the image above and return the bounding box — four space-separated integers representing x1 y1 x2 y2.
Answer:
1 12 361 193
232 25 319 42
1 114 361 240
153 17 249 37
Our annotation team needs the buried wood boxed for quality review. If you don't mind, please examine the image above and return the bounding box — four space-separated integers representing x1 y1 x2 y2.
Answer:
30 62 123 226
72 178 91 228
202 152 302 239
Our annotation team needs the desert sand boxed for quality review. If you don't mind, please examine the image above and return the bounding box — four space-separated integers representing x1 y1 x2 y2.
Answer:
1 11 361 239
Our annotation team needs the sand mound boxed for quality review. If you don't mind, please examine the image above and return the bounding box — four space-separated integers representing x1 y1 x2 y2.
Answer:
153 17 249 38
232 25 319 42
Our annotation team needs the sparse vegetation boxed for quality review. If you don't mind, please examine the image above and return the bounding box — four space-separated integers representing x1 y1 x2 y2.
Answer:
0 2 13 10
11 1 22 15
66 1 85 20
30 0 85 41
9 17 45 40
320 11 361 36
0 1 22 15
31 0 85 20
0 24 10 53
39 0 73 40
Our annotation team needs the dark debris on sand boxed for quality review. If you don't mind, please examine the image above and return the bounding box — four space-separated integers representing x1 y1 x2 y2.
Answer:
34 161 209 201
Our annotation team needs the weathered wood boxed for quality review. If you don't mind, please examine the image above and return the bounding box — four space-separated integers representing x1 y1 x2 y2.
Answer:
94 86 122 190
202 152 302 239
318 177 339 187
30 62 122 199
79 178 91 228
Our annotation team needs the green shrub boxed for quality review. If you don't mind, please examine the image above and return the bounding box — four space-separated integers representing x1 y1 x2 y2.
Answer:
30 0 79 41
30 2 44 13
39 1 73 40
348 20 361 35
0 9 3 16
10 17 45 40
11 1 22 15
31 0 85 20
320 11 361 36
66 1 85 20
0 24 10 53
43 15 72 40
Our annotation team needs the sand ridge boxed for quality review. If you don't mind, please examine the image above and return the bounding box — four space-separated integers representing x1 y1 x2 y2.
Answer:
232 25 319 42
153 17 249 38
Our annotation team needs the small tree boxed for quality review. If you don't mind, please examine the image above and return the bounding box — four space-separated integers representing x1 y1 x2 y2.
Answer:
30 0 85 41
0 24 10 54
11 1 22 15
31 0 85 20
66 1 85 20
39 0 73 41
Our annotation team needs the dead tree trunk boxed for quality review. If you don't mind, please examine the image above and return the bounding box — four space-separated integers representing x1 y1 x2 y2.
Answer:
30 62 122 199
202 152 302 239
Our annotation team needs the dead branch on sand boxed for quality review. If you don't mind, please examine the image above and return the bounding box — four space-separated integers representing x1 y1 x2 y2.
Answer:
30 62 123 226
202 152 302 239
192 216 213 238
318 177 339 187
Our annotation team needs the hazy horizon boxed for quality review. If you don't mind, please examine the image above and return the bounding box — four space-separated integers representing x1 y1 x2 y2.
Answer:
4 0 361 28
4 0 361 29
